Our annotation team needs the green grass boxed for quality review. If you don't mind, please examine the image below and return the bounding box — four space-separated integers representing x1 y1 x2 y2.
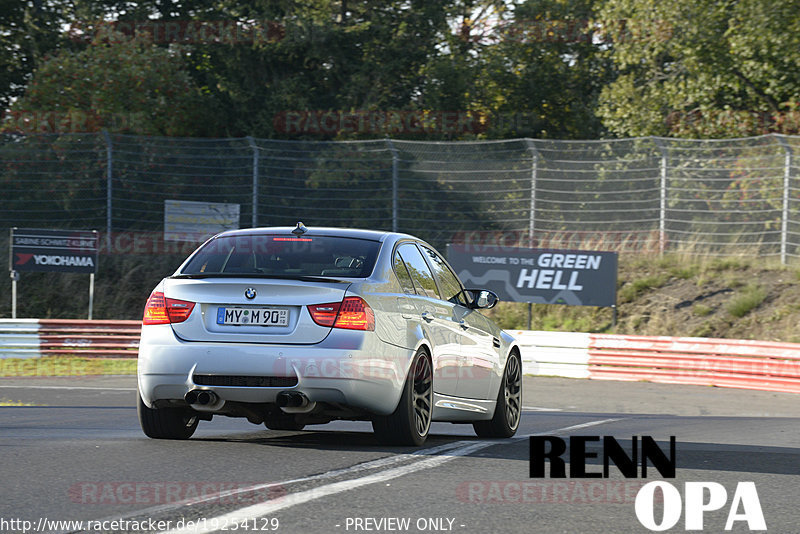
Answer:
618 274 669 303
726 285 767 318
0 356 137 377
693 304 714 317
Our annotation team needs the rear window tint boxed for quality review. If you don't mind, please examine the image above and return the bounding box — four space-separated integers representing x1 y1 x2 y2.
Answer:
181 235 381 278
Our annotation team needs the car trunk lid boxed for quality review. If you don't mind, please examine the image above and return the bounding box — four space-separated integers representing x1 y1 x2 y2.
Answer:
164 277 351 344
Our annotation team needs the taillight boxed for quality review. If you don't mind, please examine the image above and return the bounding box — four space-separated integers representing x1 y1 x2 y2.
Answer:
335 297 375 330
307 297 375 331
143 291 195 325
307 302 341 327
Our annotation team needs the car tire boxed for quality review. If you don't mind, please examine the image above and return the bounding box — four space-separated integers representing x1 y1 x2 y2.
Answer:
372 348 433 446
138 391 199 440
473 350 522 438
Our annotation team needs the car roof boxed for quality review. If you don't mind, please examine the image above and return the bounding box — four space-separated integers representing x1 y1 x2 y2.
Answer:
212 225 409 243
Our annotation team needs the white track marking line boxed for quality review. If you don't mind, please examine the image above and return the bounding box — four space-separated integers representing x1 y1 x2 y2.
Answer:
529 418 622 435
523 405 563 412
59 441 472 534
160 441 493 534
158 418 623 534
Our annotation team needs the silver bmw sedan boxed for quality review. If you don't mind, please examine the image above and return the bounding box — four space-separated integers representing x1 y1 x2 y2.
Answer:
137 224 521 446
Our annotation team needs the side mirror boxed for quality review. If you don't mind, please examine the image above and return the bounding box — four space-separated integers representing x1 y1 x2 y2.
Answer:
467 289 499 309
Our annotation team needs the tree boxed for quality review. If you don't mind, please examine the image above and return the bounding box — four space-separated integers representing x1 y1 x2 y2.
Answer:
0 0 67 112
176 0 458 138
3 26 204 136
597 0 800 137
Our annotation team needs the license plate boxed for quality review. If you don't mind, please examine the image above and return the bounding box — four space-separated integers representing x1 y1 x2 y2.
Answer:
216 307 289 326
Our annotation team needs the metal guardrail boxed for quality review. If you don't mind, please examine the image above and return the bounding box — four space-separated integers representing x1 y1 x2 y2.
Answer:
512 330 800 394
588 334 800 394
2 321 799 394
0 319 140 359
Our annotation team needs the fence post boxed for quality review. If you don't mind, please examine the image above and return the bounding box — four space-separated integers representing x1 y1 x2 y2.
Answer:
102 130 112 250
775 134 793 265
386 138 399 232
524 139 539 331
653 137 668 256
524 138 539 249
247 136 259 228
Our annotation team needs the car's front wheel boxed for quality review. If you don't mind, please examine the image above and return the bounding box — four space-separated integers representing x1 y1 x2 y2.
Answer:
473 350 522 438
372 348 433 446
138 391 199 440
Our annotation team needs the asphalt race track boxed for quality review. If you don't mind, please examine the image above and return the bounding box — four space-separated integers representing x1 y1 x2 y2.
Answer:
0 375 797 534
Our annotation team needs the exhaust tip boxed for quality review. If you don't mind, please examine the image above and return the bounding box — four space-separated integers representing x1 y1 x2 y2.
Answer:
276 392 291 407
186 389 218 406
277 391 308 408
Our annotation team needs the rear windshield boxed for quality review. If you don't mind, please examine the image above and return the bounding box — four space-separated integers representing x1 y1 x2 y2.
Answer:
180 235 381 278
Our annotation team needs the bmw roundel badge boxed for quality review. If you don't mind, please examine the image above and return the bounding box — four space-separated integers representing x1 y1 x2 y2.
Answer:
244 287 257 300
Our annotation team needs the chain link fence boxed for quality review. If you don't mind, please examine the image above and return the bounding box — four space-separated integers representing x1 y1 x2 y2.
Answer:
2 132 799 260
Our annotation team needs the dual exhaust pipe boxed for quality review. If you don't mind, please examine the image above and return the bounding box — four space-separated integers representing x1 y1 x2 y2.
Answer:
185 389 310 411
185 389 219 406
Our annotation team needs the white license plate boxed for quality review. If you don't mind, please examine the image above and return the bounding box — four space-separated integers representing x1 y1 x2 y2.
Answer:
216 307 289 326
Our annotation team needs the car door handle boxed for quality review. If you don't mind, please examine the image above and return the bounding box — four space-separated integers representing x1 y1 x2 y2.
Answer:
421 311 434 322
458 320 469 330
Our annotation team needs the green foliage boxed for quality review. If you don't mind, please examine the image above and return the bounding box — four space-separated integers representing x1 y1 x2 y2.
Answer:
726 284 767 317
618 274 669 303
693 304 713 317
3 0 800 139
4 26 204 136
0 0 67 111
597 0 800 137
485 301 613 333
446 0 613 138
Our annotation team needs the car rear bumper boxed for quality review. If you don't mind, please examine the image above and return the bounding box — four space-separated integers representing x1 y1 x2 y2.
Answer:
137 324 411 416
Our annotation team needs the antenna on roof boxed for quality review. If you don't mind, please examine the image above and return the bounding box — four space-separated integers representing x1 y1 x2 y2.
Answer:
292 222 308 236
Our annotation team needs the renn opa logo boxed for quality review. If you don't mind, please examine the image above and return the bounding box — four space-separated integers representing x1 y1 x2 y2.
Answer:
530 436 766 531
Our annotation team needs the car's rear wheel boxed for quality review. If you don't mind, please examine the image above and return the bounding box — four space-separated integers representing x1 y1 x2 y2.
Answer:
473 350 522 438
138 391 199 440
372 348 433 446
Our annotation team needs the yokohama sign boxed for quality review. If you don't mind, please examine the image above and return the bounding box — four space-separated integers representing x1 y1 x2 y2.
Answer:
10 228 99 274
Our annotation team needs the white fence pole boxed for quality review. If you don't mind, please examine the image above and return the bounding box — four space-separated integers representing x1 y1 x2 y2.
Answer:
775 135 793 265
